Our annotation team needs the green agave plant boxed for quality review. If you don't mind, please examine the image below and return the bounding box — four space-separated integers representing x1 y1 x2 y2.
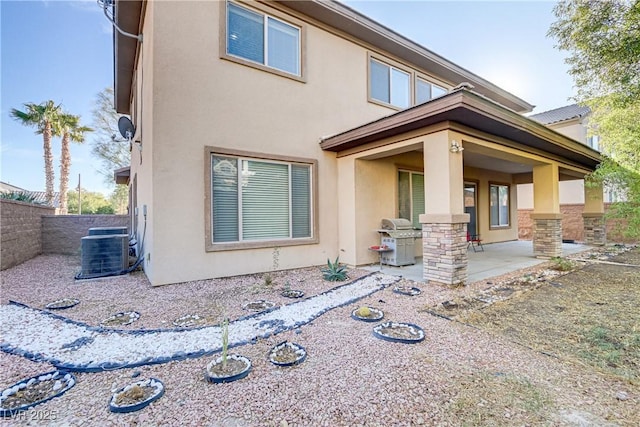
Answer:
322 257 348 281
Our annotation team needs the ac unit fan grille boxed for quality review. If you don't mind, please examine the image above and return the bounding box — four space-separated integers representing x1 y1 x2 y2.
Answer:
79 234 129 279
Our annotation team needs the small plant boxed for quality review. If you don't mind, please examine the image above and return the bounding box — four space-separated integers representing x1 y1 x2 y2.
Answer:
220 318 229 369
263 273 273 287
322 257 348 281
551 257 575 271
356 306 371 317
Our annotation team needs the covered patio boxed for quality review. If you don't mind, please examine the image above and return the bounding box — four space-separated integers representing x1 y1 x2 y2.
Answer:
363 240 591 283
321 87 602 285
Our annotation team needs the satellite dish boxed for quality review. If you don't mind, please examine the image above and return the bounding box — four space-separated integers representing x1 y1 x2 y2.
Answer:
118 116 136 140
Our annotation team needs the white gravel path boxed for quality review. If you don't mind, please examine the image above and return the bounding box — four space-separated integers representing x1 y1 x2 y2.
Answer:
0 273 398 371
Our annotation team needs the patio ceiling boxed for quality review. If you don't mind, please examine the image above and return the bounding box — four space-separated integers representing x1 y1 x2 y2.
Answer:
320 88 601 172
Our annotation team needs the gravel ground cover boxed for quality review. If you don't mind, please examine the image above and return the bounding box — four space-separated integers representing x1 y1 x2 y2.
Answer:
1 248 638 426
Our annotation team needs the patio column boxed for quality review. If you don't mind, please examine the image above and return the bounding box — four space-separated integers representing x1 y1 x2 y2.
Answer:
582 182 606 245
532 164 562 258
420 131 469 285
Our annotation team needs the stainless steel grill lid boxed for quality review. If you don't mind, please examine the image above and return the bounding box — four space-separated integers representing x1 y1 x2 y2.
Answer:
381 218 413 230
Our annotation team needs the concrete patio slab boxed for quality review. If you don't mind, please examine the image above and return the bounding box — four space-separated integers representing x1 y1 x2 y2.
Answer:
363 240 591 284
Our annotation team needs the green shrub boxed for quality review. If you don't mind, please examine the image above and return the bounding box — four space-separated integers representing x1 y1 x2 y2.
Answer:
0 191 42 204
551 257 575 271
322 257 348 281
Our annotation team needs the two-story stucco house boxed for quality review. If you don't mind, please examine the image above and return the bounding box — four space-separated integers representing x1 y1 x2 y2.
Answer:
112 0 602 286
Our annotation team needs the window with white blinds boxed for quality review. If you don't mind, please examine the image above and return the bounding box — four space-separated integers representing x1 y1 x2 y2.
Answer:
211 155 312 243
227 2 300 76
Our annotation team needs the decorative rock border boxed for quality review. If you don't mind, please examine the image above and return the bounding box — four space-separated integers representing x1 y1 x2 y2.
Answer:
45 298 79 310
372 322 425 344
393 286 422 296
109 378 164 413
173 314 207 328
205 355 252 383
350 306 384 322
281 289 304 299
101 311 140 327
242 300 276 312
0 371 76 417
0 273 400 372
268 341 307 367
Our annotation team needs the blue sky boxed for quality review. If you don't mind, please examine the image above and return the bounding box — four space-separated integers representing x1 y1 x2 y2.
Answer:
1 1 575 197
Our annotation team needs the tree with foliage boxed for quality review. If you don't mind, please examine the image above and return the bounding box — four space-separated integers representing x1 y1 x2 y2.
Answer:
549 0 640 238
109 184 129 214
67 188 115 214
9 100 62 206
57 114 93 214
90 87 131 215
91 87 131 180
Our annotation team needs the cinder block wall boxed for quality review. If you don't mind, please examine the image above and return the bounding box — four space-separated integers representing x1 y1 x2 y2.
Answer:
41 215 129 255
518 203 635 243
1 199 55 270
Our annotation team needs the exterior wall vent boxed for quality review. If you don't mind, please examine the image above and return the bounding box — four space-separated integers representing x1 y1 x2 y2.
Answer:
79 234 129 279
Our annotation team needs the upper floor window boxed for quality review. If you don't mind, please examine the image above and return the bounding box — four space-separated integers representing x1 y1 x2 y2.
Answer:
369 58 410 109
587 135 600 151
416 77 447 104
227 2 301 76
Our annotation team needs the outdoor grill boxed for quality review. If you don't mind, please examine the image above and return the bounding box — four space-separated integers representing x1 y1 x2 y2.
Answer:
377 218 422 266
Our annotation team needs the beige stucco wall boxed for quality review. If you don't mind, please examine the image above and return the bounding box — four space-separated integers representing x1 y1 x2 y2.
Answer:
548 119 587 143
463 166 519 244
138 0 432 284
515 118 591 209
130 1 593 285
518 180 586 209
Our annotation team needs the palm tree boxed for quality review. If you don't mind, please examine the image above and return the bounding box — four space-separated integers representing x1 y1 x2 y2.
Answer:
10 101 62 206
57 113 93 214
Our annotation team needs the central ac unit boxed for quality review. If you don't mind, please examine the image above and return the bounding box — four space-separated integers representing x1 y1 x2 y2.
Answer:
79 234 129 279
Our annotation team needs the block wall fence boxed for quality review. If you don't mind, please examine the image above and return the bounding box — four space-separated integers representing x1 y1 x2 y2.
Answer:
1 199 55 270
1 198 128 270
518 203 634 243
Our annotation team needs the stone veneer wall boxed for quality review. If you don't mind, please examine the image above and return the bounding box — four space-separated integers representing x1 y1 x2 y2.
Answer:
41 215 129 255
422 222 467 285
532 218 563 258
1 199 55 270
583 215 606 245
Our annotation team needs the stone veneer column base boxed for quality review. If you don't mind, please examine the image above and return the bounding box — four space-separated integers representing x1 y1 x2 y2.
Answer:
583 213 606 245
422 222 468 285
532 215 562 258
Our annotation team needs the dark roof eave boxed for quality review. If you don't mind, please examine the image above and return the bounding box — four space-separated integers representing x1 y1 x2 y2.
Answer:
320 90 601 171
114 0 143 114
114 166 131 185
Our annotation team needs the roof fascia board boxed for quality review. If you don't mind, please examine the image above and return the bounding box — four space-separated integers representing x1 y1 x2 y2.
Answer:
320 90 600 169
114 0 144 114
